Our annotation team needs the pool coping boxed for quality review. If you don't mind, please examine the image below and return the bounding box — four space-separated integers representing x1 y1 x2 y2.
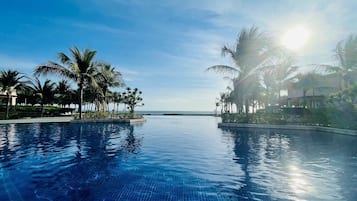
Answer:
218 123 357 136
71 118 146 124
0 116 146 125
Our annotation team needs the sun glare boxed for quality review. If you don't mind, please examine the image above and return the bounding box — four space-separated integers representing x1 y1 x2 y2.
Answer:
282 25 309 51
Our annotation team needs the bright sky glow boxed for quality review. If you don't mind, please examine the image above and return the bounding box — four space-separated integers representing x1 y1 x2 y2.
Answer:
0 0 356 111
282 26 310 51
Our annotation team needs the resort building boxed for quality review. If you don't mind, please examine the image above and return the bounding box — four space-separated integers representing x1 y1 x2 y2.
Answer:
0 87 17 106
286 73 340 108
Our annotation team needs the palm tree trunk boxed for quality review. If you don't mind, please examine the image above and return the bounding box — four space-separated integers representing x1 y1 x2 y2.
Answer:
303 90 307 108
79 84 83 119
278 88 281 105
312 88 315 108
5 94 10 120
245 98 249 118
41 103 44 117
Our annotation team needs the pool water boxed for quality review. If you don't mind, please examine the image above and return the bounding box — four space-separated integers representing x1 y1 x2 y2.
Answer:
0 116 356 200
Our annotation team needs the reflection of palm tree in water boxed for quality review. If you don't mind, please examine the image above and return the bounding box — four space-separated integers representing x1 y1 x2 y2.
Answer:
64 123 143 199
1 123 144 200
123 126 142 154
231 131 253 199
0 123 144 200
224 129 269 200
0 125 12 162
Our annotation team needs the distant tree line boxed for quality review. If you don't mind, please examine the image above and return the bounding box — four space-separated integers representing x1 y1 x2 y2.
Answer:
0 46 144 119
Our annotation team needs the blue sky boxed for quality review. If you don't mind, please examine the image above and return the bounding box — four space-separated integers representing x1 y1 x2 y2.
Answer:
1 0 356 111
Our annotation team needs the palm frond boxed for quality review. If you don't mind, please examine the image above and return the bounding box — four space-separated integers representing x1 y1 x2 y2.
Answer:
206 65 240 75
312 64 341 73
221 46 235 58
58 52 73 66
34 62 78 81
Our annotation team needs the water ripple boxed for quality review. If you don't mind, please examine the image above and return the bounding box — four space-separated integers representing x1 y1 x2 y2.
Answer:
0 117 356 200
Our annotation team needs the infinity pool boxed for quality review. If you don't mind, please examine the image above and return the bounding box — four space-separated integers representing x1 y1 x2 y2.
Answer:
0 116 356 200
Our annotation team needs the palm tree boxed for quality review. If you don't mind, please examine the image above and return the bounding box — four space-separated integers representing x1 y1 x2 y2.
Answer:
17 85 36 105
55 80 73 108
83 85 101 111
30 77 56 116
34 46 99 119
0 70 27 119
94 63 124 111
207 26 277 117
318 35 357 90
263 59 298 105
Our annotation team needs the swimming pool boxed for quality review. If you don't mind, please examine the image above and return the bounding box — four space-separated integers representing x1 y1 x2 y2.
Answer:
0 116 356 200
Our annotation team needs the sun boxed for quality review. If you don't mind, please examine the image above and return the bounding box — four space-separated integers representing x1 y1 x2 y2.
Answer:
282 25 309 51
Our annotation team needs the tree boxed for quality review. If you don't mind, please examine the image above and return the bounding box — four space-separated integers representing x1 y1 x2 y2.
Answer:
122 87 144 117
318 35 357 89
113 92 124 113
207 26 278 117
55 80 74 108
30 77 56 116
34 46 99 119
328 83 357 107
94 63 124 111
262 58 298 105
0 70 27 119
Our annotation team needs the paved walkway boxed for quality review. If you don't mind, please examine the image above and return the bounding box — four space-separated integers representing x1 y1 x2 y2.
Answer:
0 116 146 125
0 116 74 124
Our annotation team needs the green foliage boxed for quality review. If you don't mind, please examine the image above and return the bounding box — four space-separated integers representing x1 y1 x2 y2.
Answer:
122 87 144 116
221 113 250 123
222 106 357 129
55 80 76 107
0 105 64 120
34 46 99 119
0 70 28 119
208 26 292 115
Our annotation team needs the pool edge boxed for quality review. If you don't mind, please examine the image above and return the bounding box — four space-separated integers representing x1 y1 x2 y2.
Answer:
218 123 357 136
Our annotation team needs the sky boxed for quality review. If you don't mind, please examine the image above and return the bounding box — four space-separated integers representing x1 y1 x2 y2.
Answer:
0 0 357 111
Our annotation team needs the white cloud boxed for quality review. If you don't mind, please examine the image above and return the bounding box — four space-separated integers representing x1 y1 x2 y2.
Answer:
0 54 38 71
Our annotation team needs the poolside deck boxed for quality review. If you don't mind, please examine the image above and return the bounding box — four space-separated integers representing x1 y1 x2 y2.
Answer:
0 116 145 125
218 123 357 136
0 116 74 124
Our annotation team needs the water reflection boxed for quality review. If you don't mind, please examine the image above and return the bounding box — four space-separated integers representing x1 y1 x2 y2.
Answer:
0 123 143 200
220 127 357 200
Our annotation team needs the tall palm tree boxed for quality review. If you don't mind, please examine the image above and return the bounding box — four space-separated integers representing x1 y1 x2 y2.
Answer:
207 26 277 117
34 46 99 119
0 70 27 119
30 77 56 116
94 63 124 111
318 35 357 89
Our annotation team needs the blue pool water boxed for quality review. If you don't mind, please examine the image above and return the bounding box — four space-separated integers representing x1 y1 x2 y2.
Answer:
0 116 356 201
